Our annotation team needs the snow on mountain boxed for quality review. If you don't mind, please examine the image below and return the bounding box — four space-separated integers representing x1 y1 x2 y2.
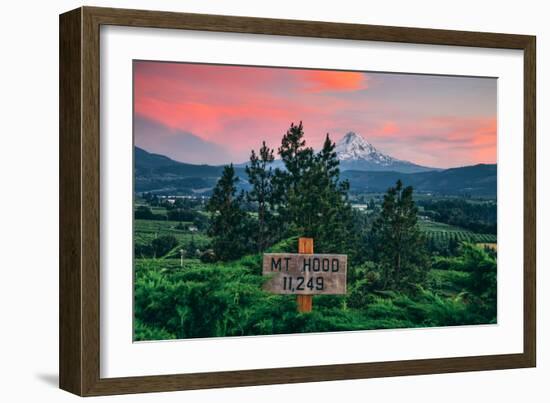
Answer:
335 132 397 164
334 132 437 173
237 132 438 173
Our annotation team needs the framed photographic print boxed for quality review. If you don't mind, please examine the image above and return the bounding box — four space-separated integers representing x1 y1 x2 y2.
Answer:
59 6 536 396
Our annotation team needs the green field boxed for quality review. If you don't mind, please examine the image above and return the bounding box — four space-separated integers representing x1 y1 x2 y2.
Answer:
419 219 496 245
134 216 496 261
133 195 497 341
149 206 168 215
134 219 210 250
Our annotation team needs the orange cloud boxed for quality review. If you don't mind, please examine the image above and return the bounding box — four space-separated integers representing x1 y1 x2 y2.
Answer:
134 96 296 141
133 61 496 167
133 63 364 152
362 116 497 167
300 70 368 92
381 121 399 135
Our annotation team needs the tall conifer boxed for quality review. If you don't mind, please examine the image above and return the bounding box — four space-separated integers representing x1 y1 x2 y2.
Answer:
206 164 251 260
246 142 276 252
370 180 430 290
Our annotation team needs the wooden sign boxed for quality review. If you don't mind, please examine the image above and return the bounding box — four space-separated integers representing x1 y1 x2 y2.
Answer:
262 253 347 295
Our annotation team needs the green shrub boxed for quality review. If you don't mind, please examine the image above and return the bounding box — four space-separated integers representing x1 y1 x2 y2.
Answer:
134 319 176 341
133 243 497 340
151 235 178 257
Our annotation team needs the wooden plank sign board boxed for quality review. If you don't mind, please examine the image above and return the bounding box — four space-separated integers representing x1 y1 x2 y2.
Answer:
262 253 347 295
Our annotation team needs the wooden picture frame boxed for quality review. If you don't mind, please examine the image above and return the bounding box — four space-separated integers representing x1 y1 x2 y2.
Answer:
59 6 536 396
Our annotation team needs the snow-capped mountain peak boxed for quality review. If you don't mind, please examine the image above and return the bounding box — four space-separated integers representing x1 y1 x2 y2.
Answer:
335 131 396 164
333 131 436 173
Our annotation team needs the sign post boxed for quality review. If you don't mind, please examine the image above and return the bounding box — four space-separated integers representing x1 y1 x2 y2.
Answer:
297 238 314 312
262 238 347 313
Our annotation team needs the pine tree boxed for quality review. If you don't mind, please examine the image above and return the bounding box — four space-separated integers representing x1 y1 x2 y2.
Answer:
370 180 430 291
246 141 276 252
274 126 360 255
317 133 340 178
273 122 314 232
278 121 312 181
206 164 251 261
272 125 359 249
311 133 341 217
307 134 348 245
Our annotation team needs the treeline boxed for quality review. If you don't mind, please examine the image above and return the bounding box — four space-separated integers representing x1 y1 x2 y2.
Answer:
206 122 430 292
419 199 497 234
206 122 363 261
134 198 208 230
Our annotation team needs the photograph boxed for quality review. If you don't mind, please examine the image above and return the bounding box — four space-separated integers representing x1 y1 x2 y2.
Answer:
132 60 498 341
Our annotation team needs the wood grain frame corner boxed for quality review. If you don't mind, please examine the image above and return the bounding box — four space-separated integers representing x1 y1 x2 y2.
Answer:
59 6 536 397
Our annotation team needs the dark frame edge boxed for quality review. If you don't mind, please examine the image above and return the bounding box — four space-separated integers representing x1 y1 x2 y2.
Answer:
59 5 537 397
522 36 536 368
59 7 84 396
85 353 533 396
81 5 534 49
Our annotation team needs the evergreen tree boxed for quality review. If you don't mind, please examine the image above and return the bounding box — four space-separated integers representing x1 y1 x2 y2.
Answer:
273 125 362 256
370 180 430 291
306 134 355 253
246 141 276 252
273 122 314 230
278 121 312 181
317 133 340 178
206 164 251 261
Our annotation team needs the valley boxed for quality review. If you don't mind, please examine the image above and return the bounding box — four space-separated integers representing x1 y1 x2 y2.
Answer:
133 129 497 341
135 131 497 198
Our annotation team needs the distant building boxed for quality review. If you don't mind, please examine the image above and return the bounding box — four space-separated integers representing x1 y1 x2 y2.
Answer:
351 204 369 211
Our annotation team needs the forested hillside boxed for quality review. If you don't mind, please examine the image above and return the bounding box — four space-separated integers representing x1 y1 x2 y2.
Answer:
134 122 497 341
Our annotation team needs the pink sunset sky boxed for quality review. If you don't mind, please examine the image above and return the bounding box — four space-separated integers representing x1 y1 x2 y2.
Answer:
134 61 497 168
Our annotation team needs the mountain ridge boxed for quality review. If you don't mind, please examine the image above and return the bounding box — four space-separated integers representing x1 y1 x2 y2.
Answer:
234 131 439 173
335 131 438 173
341 163 496 196
134 146 496 197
